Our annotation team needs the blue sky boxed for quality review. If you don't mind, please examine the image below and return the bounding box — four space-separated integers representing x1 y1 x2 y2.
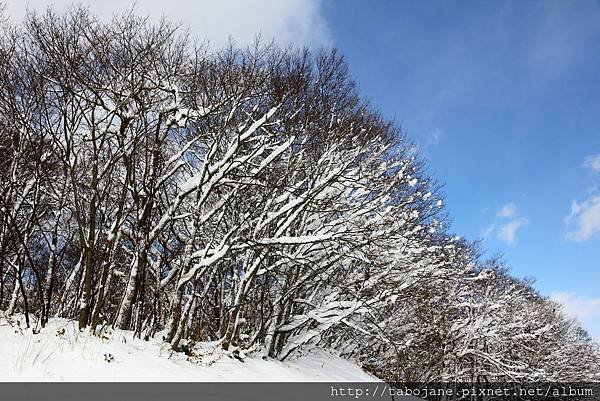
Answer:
6 0 600 339
321 0 600 339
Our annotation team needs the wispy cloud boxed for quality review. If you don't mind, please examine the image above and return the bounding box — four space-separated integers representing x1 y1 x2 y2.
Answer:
424 127 442 148
497 218 528 245
482 203 528 245
565 195 600 242
481 224 495 239
551 292 600 340
3 0 331 48
496 202 517 218
583 154 600 172
564 154 600 241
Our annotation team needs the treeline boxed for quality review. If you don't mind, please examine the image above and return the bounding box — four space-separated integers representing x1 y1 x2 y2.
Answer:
0 8 598 381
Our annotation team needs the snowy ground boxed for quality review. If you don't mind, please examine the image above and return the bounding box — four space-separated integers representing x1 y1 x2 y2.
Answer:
0 316 375 382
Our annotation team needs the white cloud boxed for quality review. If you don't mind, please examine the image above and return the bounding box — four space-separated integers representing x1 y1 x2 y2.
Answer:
2 0 331 48
565 195 600 242
496 217 528 245
551 292 600 340
583 154 600 173
482 203 528 244
552 292 600 319
496 202 517 218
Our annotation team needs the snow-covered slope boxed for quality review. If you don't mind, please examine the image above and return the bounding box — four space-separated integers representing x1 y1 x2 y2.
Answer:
0 317 375 382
